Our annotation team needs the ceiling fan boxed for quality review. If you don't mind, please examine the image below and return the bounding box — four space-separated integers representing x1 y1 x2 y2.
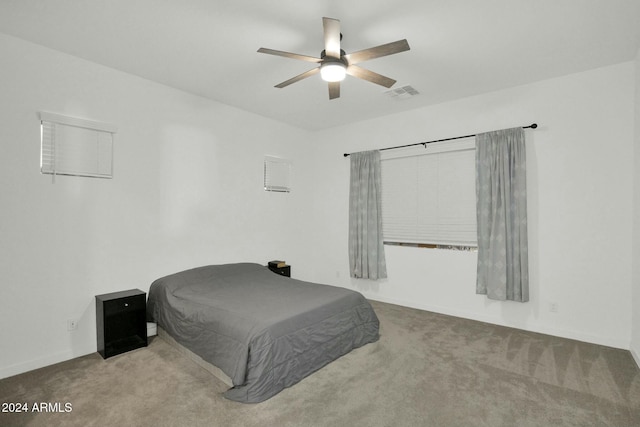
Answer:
258 17 410 100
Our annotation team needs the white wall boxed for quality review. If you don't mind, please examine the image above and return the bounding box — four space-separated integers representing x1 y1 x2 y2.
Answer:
0 33 315 379
632 48 640 367
306 62 636 349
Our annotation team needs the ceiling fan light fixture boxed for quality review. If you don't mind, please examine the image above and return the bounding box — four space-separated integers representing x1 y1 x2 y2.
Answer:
320 62 346 82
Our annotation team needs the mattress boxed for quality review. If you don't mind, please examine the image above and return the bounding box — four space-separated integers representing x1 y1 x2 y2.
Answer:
146 262 379 403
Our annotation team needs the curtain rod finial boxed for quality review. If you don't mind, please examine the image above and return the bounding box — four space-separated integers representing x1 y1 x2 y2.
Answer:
343 153 350 157
530 123 537 129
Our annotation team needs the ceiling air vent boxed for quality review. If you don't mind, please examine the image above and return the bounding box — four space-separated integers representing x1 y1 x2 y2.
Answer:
384 85 419 100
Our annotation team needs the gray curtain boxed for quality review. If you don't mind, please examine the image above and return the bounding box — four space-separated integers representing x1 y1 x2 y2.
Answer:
475 127 529 302
349 150 387 279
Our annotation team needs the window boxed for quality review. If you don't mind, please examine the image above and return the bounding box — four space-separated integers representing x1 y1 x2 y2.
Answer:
381 138 477 247
263 155 292 192
40 112 117 179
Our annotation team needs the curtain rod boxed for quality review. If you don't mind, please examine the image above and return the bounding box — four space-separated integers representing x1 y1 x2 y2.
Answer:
343 123 538 157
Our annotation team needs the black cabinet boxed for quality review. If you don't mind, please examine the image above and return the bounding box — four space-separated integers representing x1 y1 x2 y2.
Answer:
268 265 291 277
96 289 147 359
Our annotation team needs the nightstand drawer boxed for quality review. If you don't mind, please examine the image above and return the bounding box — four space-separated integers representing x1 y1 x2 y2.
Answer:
268 265 291 277
104 295 145 316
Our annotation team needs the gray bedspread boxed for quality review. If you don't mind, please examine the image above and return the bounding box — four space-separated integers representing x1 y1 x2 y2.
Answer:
147 262 379 403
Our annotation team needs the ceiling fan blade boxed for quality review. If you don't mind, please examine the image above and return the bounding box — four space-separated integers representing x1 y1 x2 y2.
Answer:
346 65 396 88
328 81 340 99
257 47 321 63
322 17 341 58
274 67 320 88
343 39 410 65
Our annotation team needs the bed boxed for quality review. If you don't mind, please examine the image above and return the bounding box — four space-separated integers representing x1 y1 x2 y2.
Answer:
146 262 379 403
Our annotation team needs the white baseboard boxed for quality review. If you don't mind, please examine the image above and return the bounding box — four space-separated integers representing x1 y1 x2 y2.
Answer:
0 351 71 380
0 347 94 380
365 294 630 350
631 346 640 370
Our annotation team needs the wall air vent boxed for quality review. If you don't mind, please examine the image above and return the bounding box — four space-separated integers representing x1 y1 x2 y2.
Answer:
384 85 420 100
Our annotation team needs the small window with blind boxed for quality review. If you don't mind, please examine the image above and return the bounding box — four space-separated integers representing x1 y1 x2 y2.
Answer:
264 155 292 193
381 138 477 249
40 112 117 180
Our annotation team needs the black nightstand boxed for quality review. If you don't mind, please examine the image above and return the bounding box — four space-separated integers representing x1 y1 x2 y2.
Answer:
96 289 147 359
268 264 291 277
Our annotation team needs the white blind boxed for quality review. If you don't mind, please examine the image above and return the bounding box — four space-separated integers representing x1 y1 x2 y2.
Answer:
40 112 116 179
264 155 292 192
381 138 477 246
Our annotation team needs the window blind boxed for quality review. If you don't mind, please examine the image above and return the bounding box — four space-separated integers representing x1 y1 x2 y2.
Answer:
264 155 292 192
40 112 116 179
381 138 477 246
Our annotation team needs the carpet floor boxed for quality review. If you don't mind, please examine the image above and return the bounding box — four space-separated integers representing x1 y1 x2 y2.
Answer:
1 300 639 427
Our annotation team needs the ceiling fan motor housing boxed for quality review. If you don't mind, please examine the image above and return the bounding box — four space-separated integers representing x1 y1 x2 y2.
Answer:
320 49 347 60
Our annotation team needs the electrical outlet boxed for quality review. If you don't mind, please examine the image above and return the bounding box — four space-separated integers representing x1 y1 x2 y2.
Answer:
549 303 558 313
67 319 78 331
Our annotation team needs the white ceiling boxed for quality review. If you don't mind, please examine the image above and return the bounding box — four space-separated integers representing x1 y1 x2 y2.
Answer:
1 0 639 131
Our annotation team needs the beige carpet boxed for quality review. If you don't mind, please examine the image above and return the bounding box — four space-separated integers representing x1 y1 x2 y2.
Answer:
1 300 639 427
